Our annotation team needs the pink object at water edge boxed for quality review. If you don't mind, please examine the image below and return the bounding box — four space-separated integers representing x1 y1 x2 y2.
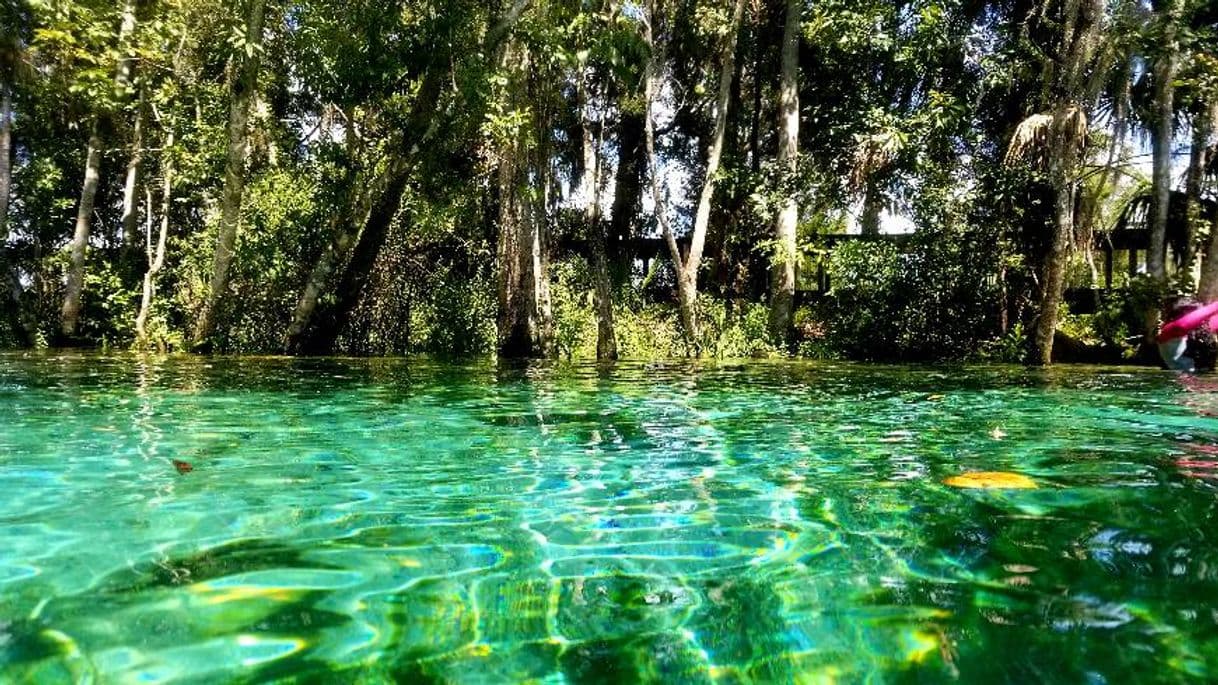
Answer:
1156 301 1218 343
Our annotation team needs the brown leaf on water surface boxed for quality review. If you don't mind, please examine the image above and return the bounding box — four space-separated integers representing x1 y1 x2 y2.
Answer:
943 472 1037 490
172 459 194 474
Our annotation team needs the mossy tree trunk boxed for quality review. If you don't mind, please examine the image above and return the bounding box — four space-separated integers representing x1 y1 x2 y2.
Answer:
192 0 267 348
767 0 801 344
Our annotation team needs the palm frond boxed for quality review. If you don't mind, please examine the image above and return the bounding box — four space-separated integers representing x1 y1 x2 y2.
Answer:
1004 113 1053 166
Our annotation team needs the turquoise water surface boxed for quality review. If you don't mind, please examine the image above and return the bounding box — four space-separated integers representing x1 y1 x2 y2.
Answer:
2 354 1218 683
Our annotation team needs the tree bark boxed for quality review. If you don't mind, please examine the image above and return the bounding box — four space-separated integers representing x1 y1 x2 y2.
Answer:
135 130 173 344
299 164 410 354
609 110 643 278
1195 100 1218 300
495 41 555 359
0 85 29 346
61 0 141 339
860 183 883 236
1147 0 1181 282
767 0 800 343
645 0 745 354
60 125 103 339
284 172 375 353
1037 122 1077 365
579 80 618 360
1030 0 1102 366
0 85 10 236
1186 99 1215 292
191 0 267 348
120 93 145 253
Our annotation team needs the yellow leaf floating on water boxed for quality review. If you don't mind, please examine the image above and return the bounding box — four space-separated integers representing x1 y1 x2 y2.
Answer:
944 472 1037 490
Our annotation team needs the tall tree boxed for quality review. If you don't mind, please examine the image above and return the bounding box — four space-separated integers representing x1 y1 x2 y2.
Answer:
494 34 555 358
1147 0 1183 281
767 0 800 343
1006 0 1105 365
119 91 145 253
579 78 618 360
645 0 745 352
134 126 171 345
0 83 10 241
61 0 141 339
191 0 267 348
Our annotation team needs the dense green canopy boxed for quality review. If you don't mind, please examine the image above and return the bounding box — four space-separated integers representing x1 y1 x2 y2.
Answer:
0 0 1215 362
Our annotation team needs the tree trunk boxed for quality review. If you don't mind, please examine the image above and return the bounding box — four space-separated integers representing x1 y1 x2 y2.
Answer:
60 125 103 339
579 80 617 360
767 0 800 343
1186 99 1215 292
284 171 376 353
135 130 173 345
609 111 643 279
645 0 744 354
1 85 29 346
1029 0 1102 366
1036 144 1076 366
61 0 141 339
191 0 267 348
860 183 883 236
1147 0 1181 282
0 85 10 236
300 165 410 354
120 93 145 253
289 2 530 354
496 42 555 359
1195 101 1218 300
496 135 555 357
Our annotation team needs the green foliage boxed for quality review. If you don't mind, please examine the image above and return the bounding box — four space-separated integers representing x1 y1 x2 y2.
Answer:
823 229 1003 361
412 273 497 357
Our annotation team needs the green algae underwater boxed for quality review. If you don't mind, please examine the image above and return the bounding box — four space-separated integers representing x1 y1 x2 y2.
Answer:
2 353 1218 683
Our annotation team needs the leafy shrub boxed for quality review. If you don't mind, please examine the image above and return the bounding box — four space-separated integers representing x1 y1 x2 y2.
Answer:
823 228 1003 361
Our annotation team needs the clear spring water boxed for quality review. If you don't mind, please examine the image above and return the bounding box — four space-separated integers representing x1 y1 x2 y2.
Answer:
2 353 1218 683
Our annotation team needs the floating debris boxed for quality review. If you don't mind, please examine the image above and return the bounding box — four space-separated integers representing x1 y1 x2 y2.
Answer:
944 472 1037 490
172 459 194 475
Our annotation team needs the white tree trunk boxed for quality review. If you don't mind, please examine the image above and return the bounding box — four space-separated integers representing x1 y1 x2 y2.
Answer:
135 131 173 344
61 0 142 338
644 0 744 353
768 0 801 344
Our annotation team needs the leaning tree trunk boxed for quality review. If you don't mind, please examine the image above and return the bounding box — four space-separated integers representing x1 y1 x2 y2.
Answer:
1147 0 1181 282
645 0 744 354
191 0 267 348
767 0 800 343
61 0 140 339
579 79 618 360
135 130 173 345
60 126 103 338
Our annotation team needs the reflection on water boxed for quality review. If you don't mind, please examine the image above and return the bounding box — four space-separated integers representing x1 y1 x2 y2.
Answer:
1 353 1217 682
